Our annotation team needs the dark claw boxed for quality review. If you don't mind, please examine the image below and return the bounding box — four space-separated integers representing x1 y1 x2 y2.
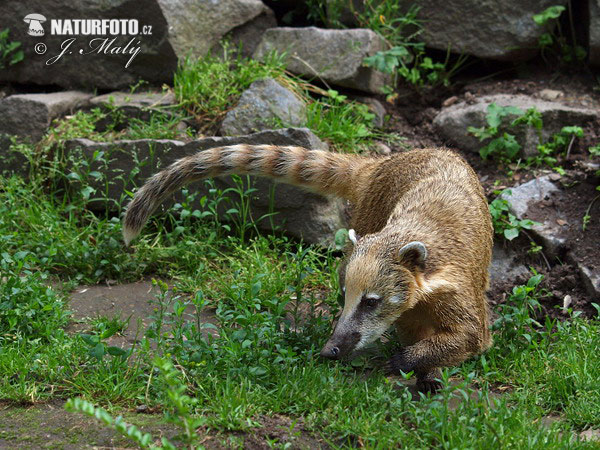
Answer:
416 378 443 394
387 348 415 374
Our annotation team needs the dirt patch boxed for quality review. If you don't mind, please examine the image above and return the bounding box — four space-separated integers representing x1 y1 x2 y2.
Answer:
0 400 181 449
0 401 326 449
67 280 219 348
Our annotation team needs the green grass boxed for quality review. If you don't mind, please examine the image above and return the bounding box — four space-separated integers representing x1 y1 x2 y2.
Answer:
1 163 599 447
0 37 597 447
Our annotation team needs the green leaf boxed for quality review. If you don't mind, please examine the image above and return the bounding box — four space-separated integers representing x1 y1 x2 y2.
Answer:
89 342 105 360
533 5 565 25
107 346 128 357
538 33 553 47
80 333 100 346
504 228 519 241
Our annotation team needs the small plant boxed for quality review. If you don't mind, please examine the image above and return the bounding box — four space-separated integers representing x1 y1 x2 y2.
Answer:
469 103 585 170
533 4 586 65
304 89 379 152
582 183 600 231
489 190 540 240
0 251 69 343
493 273 546 343
0 28 24 69
468 103 525 161
80 316 130 362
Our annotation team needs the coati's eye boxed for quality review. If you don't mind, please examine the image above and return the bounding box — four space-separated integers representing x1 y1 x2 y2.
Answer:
360 294 380 309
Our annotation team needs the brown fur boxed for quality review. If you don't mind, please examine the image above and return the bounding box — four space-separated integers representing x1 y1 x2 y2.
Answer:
123 145 493 391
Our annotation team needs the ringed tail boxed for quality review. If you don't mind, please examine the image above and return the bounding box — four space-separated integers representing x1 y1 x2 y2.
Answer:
122 144 370 245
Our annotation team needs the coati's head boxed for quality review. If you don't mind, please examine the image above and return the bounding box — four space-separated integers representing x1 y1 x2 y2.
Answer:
320 229 427 360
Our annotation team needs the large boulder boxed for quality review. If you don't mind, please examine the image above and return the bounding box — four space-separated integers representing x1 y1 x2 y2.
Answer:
0 0 273 89
433 94 598 156
210 7 278 59
254 27 389 94
62 128 346 246
403 0 567 61
0 91 92 142
590 0 600 66
221 78 307 136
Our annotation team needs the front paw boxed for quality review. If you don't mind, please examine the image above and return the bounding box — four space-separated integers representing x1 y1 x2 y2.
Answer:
416 378 443 394
387 348 416 374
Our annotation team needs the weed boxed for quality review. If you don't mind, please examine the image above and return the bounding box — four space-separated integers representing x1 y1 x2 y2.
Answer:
533 3 586 65
80 316 130 362
0 252 69 343
488 190 540 240
469 102 585 170
0 28 24 69
303 90 377 152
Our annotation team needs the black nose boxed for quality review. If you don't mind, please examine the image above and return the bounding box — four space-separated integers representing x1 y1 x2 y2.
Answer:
320 344 341 360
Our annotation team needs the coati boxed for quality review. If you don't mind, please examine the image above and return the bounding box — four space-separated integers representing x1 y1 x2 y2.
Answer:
123 144 493 393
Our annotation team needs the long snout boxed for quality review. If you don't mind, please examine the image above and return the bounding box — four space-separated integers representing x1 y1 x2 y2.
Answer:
320 331 361 360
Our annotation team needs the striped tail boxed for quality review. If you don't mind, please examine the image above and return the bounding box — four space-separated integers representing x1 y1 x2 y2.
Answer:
122 144 371 245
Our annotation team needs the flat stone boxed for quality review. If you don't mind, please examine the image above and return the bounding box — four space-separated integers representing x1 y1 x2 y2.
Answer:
89 90 177 124
0 91 92 142
89 91 176 110
63 128 346 246
221 78 307 136
254 27 389 94
68 280 219 347
433 94 597 156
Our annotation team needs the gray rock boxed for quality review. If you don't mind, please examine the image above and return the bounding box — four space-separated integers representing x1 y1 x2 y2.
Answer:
576 263 600 300
434 94 598 156
157 0 269 57
221 78 307 136
590 0 600 66
254 27 389 94
89 90 177 123
500 176 565 255
489 243 530 287
352 96 387 128
89 91 176 110
211 7 277 59
398 0 568 61
63 128 345 246
0 0 270 89
0 91 92 142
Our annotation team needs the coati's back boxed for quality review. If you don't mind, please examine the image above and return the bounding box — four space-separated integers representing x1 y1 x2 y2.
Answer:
352 148 492 277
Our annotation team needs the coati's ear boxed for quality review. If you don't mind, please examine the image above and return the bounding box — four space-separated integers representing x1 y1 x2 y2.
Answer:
348 229 360 245
398 241 427 271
